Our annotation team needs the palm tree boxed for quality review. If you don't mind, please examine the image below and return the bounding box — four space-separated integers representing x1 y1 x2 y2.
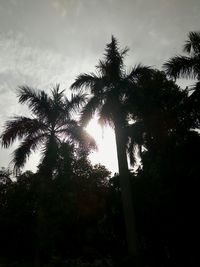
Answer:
1 85 95 176
1 85 97 265
163 31 200 80
71 36 152 263
164 31 200 129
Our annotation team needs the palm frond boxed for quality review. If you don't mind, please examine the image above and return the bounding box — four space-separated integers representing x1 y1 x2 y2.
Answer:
163 55 197 79
103 37 125 79
51 85 66 111
126 64 152 81
98 99 114 127
183 31 200 54
70 73 100 92
51 84 65 100
18 86 51 119
12 134 46 170
121 47 129 58
1 116 46 148
48 86 68 124
59 125 97 151
66 92 88 116
80 96 102 126
96 60 108 76
105 35 127 63
55 118 77 131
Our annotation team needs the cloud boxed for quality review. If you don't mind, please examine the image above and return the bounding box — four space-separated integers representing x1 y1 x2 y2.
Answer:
0 30 76 170
0 0 200 172
0 31 72 86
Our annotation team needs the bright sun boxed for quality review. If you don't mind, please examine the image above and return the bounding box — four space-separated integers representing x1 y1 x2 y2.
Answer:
85 117 118 174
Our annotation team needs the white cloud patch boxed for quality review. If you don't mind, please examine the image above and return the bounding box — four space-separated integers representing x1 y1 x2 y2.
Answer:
0 31 74 89
0 30 76 170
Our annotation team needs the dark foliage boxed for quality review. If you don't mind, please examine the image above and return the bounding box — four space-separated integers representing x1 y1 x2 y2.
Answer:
0 32 200 267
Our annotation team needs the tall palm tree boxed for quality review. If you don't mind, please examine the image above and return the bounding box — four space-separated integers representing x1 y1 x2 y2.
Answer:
163 31 200 80
71 36 152 263
1 85 95 176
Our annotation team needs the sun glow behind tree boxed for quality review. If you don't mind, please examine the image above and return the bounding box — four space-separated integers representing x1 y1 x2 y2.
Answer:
85 117 142 174
85 116 118 174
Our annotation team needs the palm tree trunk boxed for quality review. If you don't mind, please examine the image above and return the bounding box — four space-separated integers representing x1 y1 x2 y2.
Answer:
114 123 139 265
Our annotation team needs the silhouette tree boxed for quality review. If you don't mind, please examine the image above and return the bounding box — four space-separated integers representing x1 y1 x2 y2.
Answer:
0 167 12 185
125 70 187 165
164 31 200 80
71 36 152 263
164 31 200 131
1 85 95 176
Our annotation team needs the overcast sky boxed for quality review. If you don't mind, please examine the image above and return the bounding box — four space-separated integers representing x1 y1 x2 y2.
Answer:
0 0 200 173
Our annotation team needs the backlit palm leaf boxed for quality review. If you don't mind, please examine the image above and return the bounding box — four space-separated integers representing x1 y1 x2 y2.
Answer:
164 31 200 80
1 85 94 171
1 116 46 148
12 133 46 170
18 86 51 120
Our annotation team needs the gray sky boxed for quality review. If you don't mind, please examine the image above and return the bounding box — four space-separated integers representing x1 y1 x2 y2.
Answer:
0 0 200 173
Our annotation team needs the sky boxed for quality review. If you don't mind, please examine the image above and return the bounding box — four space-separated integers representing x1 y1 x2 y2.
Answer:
0 0 200 173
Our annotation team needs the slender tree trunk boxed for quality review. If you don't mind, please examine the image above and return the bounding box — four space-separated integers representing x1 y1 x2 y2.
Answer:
114 123 139 265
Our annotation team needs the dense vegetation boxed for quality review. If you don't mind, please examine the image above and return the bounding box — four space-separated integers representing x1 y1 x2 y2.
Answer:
0 32 200 266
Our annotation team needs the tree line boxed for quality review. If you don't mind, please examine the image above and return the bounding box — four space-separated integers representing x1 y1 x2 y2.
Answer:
0 32 200 266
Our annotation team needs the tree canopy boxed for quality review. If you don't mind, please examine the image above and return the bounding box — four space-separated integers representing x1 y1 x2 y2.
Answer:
1 85 96 174
0 31 200 267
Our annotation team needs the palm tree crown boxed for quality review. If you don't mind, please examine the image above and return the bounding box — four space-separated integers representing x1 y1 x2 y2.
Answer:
71 36 151 128
1 85 95 172
163 31 200 130
163 31 200 80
